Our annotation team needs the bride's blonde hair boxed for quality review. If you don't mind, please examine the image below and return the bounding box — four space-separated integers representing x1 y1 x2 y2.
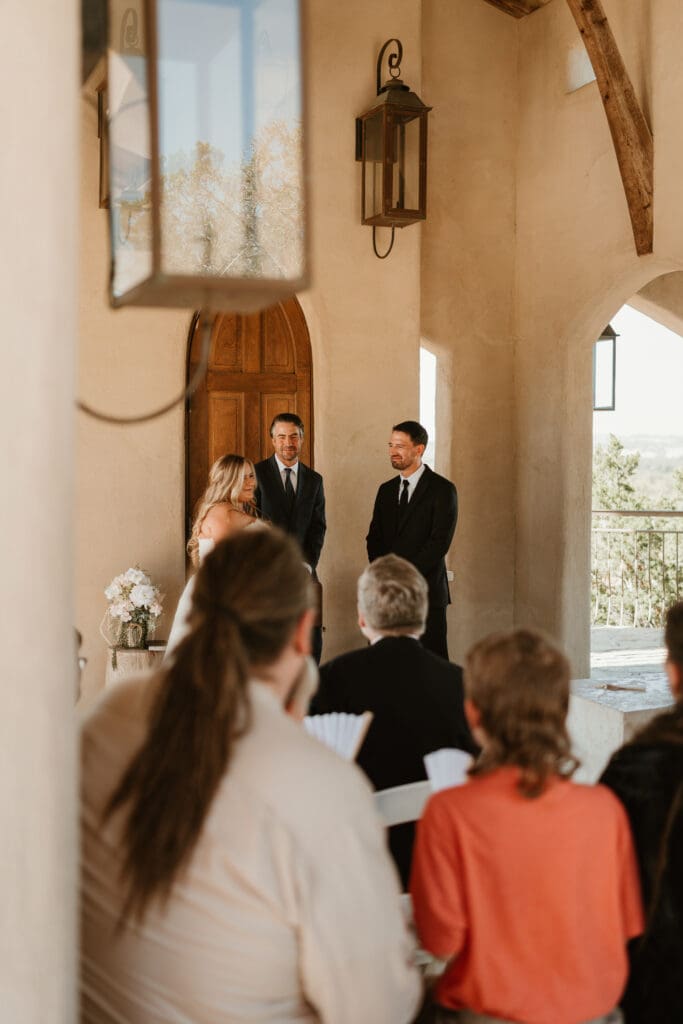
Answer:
187 455 257 566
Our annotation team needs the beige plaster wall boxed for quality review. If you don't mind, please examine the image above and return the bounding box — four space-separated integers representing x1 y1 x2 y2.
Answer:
77 95 188 700
632 270 683 337
0 2 79 1019
76 0 423 686
514 0 683 674
420 0 518 661
300 0 422 659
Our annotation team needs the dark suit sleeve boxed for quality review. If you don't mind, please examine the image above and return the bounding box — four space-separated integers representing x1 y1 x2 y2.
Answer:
366 488 387 562
303 475 326 569
309 662 348 715
411 481 458 578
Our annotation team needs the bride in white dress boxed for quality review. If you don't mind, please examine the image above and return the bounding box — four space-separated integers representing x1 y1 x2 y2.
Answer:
165 455 267 661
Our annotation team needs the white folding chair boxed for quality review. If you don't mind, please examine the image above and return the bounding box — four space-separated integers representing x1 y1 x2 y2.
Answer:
374 780 444 972
373 779 433 827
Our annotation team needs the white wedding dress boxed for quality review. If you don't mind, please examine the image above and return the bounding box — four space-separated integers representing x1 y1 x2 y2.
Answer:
164 521 267 663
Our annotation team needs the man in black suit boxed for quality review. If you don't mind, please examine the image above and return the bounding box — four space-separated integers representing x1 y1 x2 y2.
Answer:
255 412 326 661
312 554 476 887
366 420 458 659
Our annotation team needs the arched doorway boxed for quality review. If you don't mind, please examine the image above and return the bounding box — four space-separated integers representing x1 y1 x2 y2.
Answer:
186 297 313 528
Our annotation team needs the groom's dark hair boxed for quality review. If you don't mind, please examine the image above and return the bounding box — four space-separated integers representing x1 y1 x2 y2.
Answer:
393 420 428 448
270 412 305 437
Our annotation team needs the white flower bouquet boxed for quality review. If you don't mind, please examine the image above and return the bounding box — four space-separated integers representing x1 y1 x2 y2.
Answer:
101 567 163 664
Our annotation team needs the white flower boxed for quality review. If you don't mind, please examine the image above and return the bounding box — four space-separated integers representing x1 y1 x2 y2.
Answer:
110 600 133 622
149 601 163 618
130 583 156 608
125 568 147 585
104 582 121 600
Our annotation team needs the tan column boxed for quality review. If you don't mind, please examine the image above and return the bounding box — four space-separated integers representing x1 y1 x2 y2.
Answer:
0 3 79 1021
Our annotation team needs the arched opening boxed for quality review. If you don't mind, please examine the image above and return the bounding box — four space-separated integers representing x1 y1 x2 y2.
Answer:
185 297 313 531
590 285 683 685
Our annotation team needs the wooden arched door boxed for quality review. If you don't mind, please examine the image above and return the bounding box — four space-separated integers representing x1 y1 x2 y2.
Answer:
186 298 313 527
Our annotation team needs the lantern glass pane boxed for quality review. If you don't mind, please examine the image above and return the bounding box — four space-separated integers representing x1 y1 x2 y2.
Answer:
108 2 154 300
363 111 384 221
156 0 305 282
390 113 420 213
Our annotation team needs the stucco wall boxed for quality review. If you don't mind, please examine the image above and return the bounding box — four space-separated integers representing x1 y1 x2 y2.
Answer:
300 0 422 659
514 0 683 674
76 0 423 693
77 94 188 701
1 3 79 1019
420 0 518 661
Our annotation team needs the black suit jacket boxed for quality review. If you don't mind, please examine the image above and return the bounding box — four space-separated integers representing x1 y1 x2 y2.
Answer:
312 636 477 886
366 465 458 607
255 455 326 570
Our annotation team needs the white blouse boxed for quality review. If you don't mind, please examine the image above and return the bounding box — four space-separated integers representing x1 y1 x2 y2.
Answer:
80 677 420 1024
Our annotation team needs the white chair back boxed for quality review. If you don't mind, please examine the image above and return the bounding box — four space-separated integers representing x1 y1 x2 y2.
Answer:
373 779 433 827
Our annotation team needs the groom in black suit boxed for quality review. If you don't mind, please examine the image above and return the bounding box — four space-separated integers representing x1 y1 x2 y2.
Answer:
255 412 326 661
366 420 458 659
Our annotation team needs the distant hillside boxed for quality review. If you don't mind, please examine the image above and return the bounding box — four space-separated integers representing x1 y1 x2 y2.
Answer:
593 433 683 508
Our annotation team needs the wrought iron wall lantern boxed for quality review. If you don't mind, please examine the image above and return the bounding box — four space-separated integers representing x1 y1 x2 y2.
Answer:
356 39 431 259
593 323 619 412
105 0 308 312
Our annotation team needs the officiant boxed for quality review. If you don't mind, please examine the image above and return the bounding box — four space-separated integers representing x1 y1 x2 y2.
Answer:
255 413 326 663
311 554 477 887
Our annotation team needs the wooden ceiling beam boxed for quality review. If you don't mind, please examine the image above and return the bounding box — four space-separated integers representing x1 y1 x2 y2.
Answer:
565 0 653 255
482 0 552 18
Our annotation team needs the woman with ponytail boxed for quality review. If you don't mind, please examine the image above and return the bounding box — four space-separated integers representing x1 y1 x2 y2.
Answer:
165 453 266 660
81 528 419 1024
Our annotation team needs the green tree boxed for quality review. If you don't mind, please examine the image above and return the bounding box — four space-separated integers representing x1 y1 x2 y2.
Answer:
592 435 683 626
592 434 643 510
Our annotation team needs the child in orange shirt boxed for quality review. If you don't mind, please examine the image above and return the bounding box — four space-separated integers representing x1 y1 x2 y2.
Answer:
410 629 643 1024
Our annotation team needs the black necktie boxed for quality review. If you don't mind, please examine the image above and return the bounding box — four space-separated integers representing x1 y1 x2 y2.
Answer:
284 467 295 510
399 478 409 515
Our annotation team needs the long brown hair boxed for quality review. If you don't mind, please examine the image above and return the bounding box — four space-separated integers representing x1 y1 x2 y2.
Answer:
106 528 312 923
187 454 257 566
465 628 579 797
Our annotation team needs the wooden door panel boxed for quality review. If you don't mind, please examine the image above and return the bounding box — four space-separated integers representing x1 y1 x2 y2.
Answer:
208 393 244 466
187 298 313 529
242 314 263 374
212 316 241 370
263 305 295 373
206 371 298 393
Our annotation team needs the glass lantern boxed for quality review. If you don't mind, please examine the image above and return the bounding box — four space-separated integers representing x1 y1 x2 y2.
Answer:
357 39 431 231
107 0 308 311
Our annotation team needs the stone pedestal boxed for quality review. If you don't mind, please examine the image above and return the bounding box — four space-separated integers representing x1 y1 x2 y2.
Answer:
104 647 165 688
568 676 674 783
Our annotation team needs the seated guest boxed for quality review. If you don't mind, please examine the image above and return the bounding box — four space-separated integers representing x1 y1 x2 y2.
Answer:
81 530 420 1024
312 554 477 887
411 628 643 1024
601 600 683 1024
165 453 264 660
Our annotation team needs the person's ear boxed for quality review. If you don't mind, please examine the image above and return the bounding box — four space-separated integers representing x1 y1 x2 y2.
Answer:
666 658 683 699
358 609 366 630
464 698 480 733
293 608 316 656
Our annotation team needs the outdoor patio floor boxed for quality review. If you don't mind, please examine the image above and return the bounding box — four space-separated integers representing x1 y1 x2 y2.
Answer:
589 626 667 687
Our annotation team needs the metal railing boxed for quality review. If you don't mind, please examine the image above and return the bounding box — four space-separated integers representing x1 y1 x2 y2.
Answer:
591 510 683 627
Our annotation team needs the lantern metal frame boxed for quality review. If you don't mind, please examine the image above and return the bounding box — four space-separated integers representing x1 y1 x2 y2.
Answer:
593 323 619 412
356 38 431 258
106 0 310 312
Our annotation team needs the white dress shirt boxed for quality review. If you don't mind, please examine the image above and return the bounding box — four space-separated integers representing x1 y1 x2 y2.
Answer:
398 462 426 503
275 454 299 492
81 677 420 1024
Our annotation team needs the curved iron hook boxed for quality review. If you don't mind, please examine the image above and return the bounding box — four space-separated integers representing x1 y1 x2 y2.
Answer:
376 38 403 95
373 225 396 259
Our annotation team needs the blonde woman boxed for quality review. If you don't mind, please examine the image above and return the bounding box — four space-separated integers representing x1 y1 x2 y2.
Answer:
165 455 265 660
